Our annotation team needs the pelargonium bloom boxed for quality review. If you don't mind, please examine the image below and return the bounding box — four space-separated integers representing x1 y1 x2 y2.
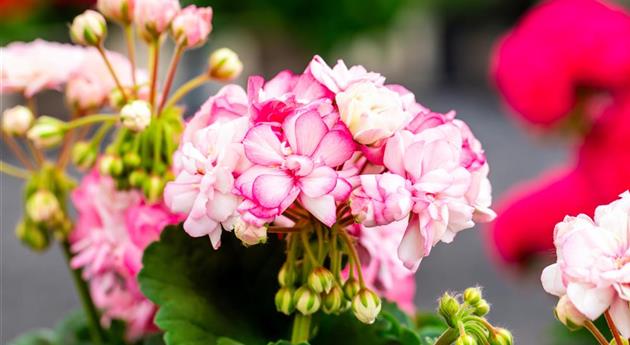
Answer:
70 170 181 340
541 191 630 337
171 5 213 48
236 109 356 226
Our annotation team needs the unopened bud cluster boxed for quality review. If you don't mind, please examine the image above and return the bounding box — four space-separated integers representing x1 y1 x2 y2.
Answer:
437 287 513 345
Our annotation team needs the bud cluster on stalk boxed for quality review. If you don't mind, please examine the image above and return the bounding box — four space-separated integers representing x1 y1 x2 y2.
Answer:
437 288 513 345
274 225 381 326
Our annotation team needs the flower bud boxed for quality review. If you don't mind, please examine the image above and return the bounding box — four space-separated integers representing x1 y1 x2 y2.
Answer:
26 190 61 223
27 116 65 148
208 48 243 81
294 286 321 316
128 169 147 187
144 174 165 203
343 277 361 300
134 0 181 41
307 267 335 294
455 335 477 345
171 6 212 48
554 295 587 330
233 219 267 246
16 221 50 252
97 0 134 24
275 287 295 315
464 287 483 306
72 142 98 171
99 154 124 176
322 285 344 314
70 10 107 46
108 87 128 109
123 152 142 169
2 105 33 136
438 293 460 327
489 328 513 345
121 100 151 132
352 289 382 324
473 300 490 316
278 263 296 287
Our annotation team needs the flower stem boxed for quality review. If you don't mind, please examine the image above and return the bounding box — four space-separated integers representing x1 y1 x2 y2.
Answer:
605 310 623 345
291 313 312 344
1 132 34 169
157 43 185 114
300 229 319 266
338 227 365 286
585 320 610 345
148 39 160 112
0 161 31 179
65 114 118 130
124 24 137 90
60 241 106 345
434 328 459 345
163 74 209 110
96 45 128 103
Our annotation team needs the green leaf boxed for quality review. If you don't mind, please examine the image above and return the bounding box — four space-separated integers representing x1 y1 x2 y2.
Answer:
8 330 57 345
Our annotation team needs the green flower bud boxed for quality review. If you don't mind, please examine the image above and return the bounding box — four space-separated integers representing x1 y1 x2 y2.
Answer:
70 10 107 46
27 116 65 148
26 190 61 223
72 142 97 170
322 285 343 314
208 48 243 81
553 295 586 330
16 221 50 251
99 154 123 176
455 335 477 345
2 105 33 136
275 287 295 315
294 286 321 316
352 289 381 324
108 87 127 109
438 293 460 327
278 263 296 287
144 174 165 203
489 328 513 345
464 287 483 306
123 152 142 169
473 300 490 316
343 277 361 300
129 169 147 188
307 267 334 294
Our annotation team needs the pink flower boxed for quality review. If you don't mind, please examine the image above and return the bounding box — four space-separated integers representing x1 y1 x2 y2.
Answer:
350 173 412 227
70 170 180 340
134 0 181 41
346 222 416 313
236 109 355 226
492 0 630 128
97 0 134 24
165 116 251 248
1 40 85 97
541 191 630 337
308 55 385 94
171 5 213 48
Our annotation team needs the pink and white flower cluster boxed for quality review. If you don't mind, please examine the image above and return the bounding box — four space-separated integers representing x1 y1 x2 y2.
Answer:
70 170 182 340
165 55 495 304
541 191 630 337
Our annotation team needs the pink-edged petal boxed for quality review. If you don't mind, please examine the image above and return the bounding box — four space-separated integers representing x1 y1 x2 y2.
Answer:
566 283 615 320
397 215 424 272
609 297 630 338
243 125 284 165
541 263 566 297
299 166 338 198
208 226 223 249
331 177 353 201
253 172 295 208
313 128 356 167
183 214 220 239
290 111 327 156
300 194 337 227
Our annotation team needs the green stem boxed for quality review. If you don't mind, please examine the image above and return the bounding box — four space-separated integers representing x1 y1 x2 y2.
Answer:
338 227 365 286
291 313 312 344
96 45 128 103
90 122 114 146
124 25 137 90
0 161 31 179
163 74 210 109
300 230 319 266
584 321 610 345
60 241 106 345
157 43 185 114
434 328 459 345
65 114 118 130
148 39 160 111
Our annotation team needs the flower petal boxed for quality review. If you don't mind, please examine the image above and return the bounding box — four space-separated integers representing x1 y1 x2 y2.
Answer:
243 125 284 165
566 283 614 320
253 172 295 208
299 194 337 226
299 166 337 198
541 263 566 296
289 111 327 156
313 128 356 167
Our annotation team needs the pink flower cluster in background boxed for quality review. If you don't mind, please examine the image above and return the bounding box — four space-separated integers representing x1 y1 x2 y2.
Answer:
70 170 182 340
164 55 495 308
542 192 630 337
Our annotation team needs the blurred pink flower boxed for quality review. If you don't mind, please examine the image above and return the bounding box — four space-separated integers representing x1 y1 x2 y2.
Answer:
171 5 213 48
134 0 180 40
541 192 630 337
97 0 134 23
492 0 630 127
1 40 85 97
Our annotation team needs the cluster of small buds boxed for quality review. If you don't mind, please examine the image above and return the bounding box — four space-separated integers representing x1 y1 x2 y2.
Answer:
120 100 151 132
437 288 513 345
